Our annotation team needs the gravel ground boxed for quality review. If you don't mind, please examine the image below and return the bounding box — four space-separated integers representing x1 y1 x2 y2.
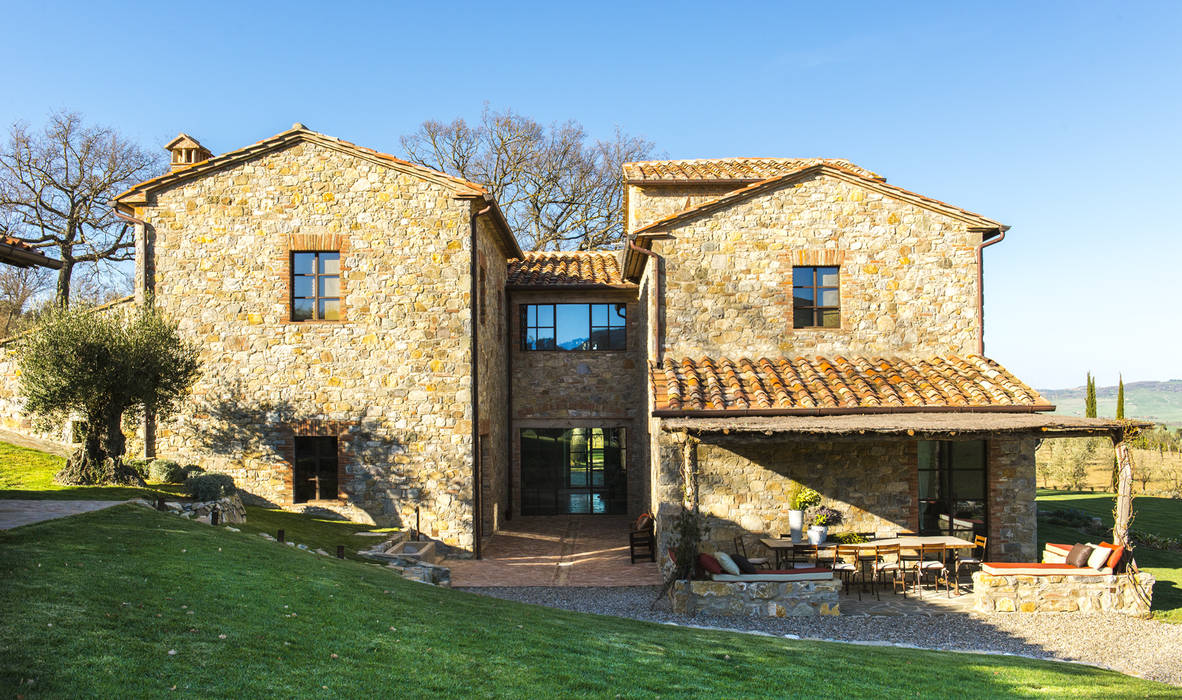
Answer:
460 585 1182 687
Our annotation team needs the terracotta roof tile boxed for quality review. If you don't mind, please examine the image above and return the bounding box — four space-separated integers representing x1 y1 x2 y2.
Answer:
507 251 631 288
651 355 1051 414
623 157 883 183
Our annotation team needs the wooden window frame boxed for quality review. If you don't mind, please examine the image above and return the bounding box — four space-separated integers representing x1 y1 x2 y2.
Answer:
792 266 840 329
293 435 341 503
291 250 341 322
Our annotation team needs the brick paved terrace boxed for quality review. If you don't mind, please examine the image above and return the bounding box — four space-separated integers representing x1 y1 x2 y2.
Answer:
447 515 662 587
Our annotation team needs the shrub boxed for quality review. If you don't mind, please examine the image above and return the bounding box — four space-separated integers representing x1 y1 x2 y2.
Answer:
181 464 205 479
124 458 152 480
186 473 236 501
148 459 185 484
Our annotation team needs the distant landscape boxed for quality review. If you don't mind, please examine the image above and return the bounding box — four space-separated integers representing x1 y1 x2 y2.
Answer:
1040 379 1182 428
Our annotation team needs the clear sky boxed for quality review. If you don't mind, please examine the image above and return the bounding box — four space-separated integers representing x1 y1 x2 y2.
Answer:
2 1 1178 390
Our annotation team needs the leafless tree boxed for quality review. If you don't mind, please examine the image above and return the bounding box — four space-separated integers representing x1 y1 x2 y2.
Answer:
0 111 163 306
0 264 50 337
401 106 656 251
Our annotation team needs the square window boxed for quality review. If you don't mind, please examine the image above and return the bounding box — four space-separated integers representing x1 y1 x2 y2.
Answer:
791 266 840 329
290 251 341 322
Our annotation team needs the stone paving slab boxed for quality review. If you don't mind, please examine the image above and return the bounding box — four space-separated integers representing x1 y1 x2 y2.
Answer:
0 500 128 530
448 515 662 587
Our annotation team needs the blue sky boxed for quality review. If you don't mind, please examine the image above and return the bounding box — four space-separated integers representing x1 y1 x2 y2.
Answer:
2 1 1178 389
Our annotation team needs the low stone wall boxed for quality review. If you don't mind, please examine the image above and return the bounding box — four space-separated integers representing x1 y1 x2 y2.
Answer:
671 579 840 617
972 570 1155 617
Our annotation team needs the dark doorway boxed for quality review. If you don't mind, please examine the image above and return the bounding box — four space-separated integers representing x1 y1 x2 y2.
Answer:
520 428 626 515
918 440 987 539
294 436 339 503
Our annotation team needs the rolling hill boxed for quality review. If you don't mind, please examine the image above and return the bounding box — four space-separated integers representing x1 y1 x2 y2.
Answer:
1040 379 1182 427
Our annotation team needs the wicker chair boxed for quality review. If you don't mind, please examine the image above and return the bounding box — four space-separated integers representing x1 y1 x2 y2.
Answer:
629 514 655 564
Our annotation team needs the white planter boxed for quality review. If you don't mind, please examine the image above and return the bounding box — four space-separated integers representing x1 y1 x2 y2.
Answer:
807 525 828 545
788 510 804 543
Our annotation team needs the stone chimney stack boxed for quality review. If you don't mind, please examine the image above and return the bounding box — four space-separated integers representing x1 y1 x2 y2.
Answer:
165 133 212 171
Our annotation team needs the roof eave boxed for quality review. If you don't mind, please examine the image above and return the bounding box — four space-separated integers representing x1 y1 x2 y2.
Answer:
652 404 1058 418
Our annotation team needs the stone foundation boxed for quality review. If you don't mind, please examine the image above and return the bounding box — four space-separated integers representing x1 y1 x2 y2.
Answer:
972 570 1155 617
671 579 840 617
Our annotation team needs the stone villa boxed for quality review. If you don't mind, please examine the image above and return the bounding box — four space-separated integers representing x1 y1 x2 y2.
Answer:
2 123 1129 560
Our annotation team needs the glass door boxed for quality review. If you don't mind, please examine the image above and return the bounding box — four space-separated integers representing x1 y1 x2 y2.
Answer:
521 428 626 515
918 440 987 539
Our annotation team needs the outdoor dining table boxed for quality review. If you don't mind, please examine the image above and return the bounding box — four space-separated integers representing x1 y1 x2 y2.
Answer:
758 535 976 570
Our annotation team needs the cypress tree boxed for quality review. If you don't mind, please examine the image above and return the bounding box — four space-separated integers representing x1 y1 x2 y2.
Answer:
1085 372 1097 418
1116 375 1125 419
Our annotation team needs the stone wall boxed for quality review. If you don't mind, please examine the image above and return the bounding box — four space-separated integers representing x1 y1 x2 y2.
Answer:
671 578 841 617
644 171 985 359
972 570 1155 617
133 139 509 554
626 183 739 233
508 288 648 517
660 430 917 555
476 212 510 540
989 437 1038 561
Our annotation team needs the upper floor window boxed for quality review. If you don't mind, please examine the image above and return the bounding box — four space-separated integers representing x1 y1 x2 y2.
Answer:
292 251 340 321
793 266 839 328
521 303 626 351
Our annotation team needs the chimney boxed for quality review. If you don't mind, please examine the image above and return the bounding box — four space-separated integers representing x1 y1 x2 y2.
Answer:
165 133 212 171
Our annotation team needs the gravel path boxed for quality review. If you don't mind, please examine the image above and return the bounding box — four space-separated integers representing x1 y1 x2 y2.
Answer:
0 500 128 530
461 585 1182 687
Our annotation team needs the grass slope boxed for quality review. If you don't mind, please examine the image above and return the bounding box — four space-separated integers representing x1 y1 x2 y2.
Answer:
0 506 1170 698
1037 490 1182 624
0 441 185 501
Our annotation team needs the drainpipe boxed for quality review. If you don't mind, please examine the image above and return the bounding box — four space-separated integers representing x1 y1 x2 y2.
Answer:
470 204 491 559
975 227 1008 356
627 236 663 363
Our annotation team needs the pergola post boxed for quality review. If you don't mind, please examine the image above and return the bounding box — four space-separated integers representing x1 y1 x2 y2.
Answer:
1113 433 1136 547
678 431 700 514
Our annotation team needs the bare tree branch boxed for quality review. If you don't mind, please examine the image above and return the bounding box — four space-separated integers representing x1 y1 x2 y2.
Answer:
401 106 657 251
0 111 164 305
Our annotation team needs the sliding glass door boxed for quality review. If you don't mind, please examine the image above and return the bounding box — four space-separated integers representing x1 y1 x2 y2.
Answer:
520 428 626 515
918 440 987 540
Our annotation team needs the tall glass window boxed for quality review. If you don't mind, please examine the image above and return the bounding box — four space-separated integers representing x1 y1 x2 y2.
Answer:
520 427 626 515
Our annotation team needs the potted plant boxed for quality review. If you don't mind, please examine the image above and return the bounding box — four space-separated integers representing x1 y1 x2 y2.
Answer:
808 506 844 545
787 485 821 543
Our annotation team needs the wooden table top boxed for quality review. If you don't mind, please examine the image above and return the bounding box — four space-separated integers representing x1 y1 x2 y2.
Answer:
758 535 976 550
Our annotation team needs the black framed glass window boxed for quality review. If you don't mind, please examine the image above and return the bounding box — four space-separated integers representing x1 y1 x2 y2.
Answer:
792 266 839 328
292 251 340 321
918 440 987 540
293 436 339 503
520 427 626 515
520 303 626 351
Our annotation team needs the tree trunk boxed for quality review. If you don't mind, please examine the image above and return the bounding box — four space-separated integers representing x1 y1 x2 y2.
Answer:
1113 440 1135 547
104 407 126 461
55 258 73 307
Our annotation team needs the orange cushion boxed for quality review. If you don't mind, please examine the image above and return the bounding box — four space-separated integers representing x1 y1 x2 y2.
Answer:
1096 542 1125 570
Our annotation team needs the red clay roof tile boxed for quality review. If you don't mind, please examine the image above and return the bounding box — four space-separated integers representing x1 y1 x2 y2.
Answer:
651 356 1051 414
623 157 884 183
506 251 631 288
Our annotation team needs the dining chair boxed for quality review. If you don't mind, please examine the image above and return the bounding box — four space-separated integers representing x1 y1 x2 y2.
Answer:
954 535 988 591
733 535 771 569
914 543 951 598
833 545 861 598
791 544 818 569
872 543 905 599
854 538 878 598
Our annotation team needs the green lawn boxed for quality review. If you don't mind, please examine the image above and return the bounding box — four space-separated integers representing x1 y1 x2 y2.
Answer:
0 441 185 501
0 440 393 561
1037 489 1182 624
1 506 1171 698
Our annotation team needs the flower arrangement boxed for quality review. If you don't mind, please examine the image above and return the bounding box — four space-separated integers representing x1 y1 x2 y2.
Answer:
810 506 844 527
789 485 821 511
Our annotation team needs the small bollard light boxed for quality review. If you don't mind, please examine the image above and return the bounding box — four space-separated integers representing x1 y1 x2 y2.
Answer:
210 506 220 526
156 496 166 511
336 545 345 559
277 529 285 543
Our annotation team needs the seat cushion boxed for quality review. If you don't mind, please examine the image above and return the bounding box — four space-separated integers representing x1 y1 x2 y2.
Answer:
713 551 742 576
731 553 759 575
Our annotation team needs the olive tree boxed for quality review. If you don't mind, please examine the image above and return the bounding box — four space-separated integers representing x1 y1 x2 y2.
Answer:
16 303 200 484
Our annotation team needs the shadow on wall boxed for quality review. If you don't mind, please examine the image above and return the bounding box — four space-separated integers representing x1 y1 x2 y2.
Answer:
177 384 473 545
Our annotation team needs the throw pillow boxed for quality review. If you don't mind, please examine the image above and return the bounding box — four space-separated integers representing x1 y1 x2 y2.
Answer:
731 554 759 574
714 551 742 576
698 553 723 575
1086 543 1110 570
1065 543 1093 568
1042 548 1067 564
1101 544 1126 570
